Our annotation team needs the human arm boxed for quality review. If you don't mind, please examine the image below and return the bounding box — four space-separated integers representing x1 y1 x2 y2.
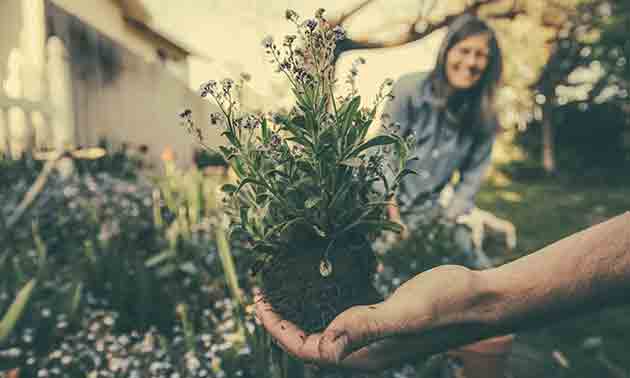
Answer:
442 131 495 220
255 211 630 371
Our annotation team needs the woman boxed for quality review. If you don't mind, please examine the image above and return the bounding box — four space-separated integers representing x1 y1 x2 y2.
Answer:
385 14 502 270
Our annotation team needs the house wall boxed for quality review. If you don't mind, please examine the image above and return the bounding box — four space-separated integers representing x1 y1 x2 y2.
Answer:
0 1 23 82
49 0 188 82
46 3 220 167
1 0 219 167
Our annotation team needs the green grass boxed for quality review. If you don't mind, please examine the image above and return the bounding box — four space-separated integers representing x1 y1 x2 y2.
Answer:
476 173 630 378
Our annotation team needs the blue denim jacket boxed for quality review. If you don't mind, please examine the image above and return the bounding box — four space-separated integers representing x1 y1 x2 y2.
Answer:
383 71 496 222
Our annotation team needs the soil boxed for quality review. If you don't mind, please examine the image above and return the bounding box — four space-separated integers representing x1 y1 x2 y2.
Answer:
260 238 380 333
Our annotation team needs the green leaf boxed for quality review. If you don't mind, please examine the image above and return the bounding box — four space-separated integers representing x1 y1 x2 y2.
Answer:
0 279 37 345
221 131 241 149
285 136 313 149
145 250 176 268
264 217 306 239
343 135 397 160
219 146 232 157
366 220 404 233
235 178 267 194
221 184 238 194
328 180 353 210
340 97 362 143
179 261 198 275
348 220 404 234
156 264 177 278
240 206 250 231
231 157 247 179
304 197 321 209
338 157 363 168
264 169 289 179
261 118 270 144
395 168 418 185
68 282 83 317
312 224 327 238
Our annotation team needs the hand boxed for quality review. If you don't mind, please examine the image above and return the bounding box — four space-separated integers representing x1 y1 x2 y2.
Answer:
255 265 488 371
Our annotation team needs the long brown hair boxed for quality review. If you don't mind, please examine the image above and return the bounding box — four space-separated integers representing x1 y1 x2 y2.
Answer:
429 14 503 135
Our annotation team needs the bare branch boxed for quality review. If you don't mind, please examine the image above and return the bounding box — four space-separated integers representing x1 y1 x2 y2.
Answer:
332 0 519 62
328 0 376 27
486 0 526 21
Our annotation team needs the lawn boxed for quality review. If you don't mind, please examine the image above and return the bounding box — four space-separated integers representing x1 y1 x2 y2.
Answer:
476 171 630 378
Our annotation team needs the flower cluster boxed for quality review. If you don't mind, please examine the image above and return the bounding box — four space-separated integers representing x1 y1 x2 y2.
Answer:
264 8 346 90
11 305 255 378
183 9 417 272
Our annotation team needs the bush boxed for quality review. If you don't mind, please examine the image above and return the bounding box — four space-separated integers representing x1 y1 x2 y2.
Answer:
514 102 630 181
0 152 255 374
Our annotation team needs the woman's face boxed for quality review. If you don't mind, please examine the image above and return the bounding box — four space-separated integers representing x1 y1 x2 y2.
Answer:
445 33 490 90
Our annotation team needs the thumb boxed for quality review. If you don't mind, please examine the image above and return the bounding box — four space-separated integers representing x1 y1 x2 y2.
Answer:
318 303 390 364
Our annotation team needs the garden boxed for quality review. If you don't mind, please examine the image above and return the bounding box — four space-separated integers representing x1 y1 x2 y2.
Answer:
2 2 630 378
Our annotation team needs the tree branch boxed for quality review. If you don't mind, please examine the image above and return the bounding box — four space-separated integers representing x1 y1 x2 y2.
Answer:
329 0 375 27
332 0 523 62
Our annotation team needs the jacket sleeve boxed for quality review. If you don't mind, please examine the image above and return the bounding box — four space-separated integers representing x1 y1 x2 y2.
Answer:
379 77 412 192
443 131 496 219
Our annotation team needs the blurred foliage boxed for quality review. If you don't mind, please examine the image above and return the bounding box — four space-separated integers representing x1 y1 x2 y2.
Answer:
0 149 259 376
518 0 630 175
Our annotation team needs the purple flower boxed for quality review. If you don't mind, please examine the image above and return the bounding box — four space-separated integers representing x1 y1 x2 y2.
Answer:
240 72 251 82
178 109 193 123
332 25 346 41
239 115 259 129
285 9 299 22
198 80 217 97
270 133 282 148
262 36 274 49
283 35 296 47
209 113 222 126
280 60 292 71
303 19 317 31
221 78 234 94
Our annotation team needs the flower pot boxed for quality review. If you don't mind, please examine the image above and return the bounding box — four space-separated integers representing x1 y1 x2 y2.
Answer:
448 334 515 378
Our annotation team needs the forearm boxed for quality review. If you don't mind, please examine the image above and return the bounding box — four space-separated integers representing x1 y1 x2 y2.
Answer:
474 211 630 334
360 212 630 369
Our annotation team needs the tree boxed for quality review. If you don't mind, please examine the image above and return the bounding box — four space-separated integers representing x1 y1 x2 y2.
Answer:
532 0 629 174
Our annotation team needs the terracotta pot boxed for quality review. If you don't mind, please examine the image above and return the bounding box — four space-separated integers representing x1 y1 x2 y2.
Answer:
448 334 515 378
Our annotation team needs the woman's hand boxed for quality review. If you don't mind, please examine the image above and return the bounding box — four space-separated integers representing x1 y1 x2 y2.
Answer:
255 265 489 371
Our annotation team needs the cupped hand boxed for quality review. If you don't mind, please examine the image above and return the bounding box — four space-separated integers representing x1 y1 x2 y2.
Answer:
255 265 486 371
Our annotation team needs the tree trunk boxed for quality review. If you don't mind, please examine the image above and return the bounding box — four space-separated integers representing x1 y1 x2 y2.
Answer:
542 107 556 175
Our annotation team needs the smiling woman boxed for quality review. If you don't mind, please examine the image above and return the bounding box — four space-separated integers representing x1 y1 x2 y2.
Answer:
445 33 490 90
384 13 503 257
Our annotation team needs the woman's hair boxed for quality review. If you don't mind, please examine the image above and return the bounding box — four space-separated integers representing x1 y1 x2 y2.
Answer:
429 14 503 135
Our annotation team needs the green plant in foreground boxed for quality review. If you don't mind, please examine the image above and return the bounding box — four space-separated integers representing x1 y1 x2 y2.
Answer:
181 9 416 334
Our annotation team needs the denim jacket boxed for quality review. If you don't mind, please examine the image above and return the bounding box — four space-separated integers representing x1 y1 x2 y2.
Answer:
383 71 496 221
